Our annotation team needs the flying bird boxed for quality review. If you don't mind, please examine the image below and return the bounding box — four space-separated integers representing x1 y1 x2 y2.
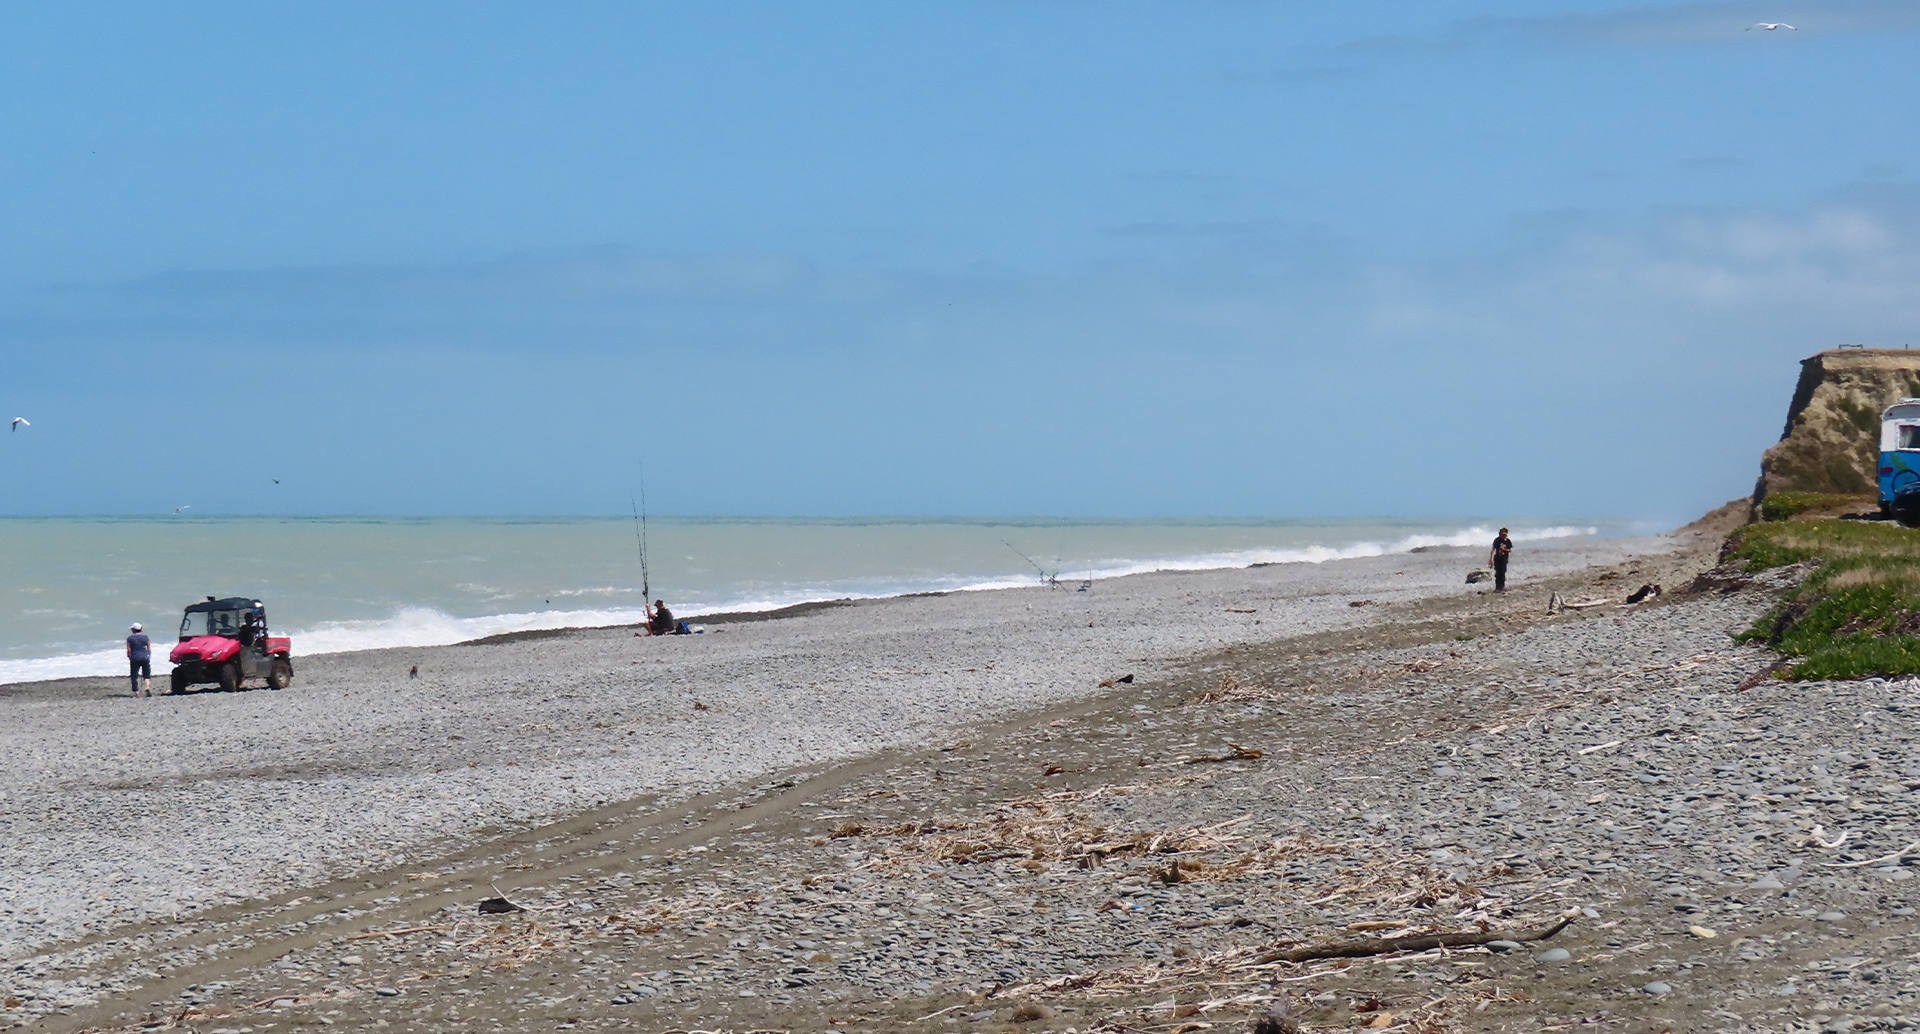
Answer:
1748 22 1795 30
271 478 281 484
10 417 27 431
173 505 191 514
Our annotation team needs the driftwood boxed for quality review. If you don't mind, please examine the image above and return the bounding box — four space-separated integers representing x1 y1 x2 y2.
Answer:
1251 912 1575 964
345 924 453 940
1824 838 1920 869
1185 743 1264 764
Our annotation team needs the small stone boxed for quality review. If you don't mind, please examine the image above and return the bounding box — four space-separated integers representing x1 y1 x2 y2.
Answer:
1752 876 1785 889
1535 948 1572 963
1643 981 1672 995
1484 940 1522 953
374 987 400 997
1818 911 1847 922
271 999 295 1009
338 956 363 966
1688 925 1717 939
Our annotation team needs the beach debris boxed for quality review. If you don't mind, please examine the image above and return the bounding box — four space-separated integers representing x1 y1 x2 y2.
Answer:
345 924 453 941
1251 910 1577 964
478 883 536 914
1010 1002 1056 1022
1347 599 1376 607
1466 570 1491 584
1824 838 1920 869
692 701 709 711
1801 824 1850 849
1192 672 1268 704
1557 596 1613 610
1184 743 1263 764
1626 583 1663 603
1251 996 1299 1034
1097 673 1136 688
9 417 27 431
1225 607 1256 613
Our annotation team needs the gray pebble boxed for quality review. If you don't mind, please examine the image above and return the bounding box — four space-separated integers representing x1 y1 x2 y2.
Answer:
1642 981 1672 995
1535 948 1571 963
1818 911 1847 922
1484 940 1522 952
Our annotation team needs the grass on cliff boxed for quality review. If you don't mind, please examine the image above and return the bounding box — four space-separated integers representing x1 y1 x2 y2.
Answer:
1756 490 1876 522
1731 519 1920 680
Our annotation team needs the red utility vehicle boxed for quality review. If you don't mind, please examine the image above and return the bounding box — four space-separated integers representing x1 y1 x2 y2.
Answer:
167 596 294 694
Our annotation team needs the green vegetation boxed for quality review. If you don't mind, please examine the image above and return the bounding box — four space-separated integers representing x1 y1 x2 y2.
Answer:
1756 491 1876 522
1731 520 1920 680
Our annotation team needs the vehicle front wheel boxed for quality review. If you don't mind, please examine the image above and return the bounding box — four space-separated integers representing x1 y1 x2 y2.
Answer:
268 659 293 690
170 672 187 695
217 663 239 692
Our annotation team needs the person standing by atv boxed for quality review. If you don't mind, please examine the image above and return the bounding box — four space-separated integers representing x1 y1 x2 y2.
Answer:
126 622 152 697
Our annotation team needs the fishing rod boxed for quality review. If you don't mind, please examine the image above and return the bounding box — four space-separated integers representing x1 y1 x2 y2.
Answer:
1002 540 1058 587
631 463 651 603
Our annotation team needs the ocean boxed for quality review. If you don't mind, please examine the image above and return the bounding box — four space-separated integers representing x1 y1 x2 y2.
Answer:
0 515 1620 682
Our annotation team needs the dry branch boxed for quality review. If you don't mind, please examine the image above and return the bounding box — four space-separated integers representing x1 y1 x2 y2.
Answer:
1252 912 1576 964
1184 743 1264 764
344 925 453 940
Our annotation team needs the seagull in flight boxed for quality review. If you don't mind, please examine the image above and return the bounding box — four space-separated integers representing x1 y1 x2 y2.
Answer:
271 478 281 484
10 417 27 431
1748 22 1795 30
174 505 191 514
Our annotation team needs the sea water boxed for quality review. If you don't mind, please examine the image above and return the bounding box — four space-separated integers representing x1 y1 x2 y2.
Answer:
0 515 1617 682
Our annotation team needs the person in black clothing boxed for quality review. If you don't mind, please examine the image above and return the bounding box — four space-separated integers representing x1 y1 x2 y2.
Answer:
647 599 675 636
1489 528 1513 592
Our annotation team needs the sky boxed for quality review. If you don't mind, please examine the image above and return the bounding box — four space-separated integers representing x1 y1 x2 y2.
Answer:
1 0 1917 523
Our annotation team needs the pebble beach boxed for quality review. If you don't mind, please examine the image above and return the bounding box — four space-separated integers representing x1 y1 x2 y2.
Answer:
17 515 1913 1034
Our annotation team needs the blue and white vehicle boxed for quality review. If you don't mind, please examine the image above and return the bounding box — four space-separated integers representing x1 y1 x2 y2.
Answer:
1879 398 1920 524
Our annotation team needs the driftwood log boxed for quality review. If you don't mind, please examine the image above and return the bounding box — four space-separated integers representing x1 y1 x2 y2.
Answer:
1251 912 1576 965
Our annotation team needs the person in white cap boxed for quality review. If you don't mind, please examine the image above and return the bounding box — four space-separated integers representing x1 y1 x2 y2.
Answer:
126 623 152 697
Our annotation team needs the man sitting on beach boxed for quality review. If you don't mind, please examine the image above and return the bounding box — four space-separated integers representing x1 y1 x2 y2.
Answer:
647 599 676 636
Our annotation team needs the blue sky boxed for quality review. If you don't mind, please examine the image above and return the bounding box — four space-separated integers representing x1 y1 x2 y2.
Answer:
2 0 1916 522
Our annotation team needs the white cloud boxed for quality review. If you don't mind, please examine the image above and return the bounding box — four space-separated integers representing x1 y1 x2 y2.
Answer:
1351 0 1920 50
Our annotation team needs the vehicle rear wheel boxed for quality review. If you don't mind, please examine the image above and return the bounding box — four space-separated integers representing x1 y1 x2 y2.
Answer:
268 659 293 690
170 672 187 695
217 662 239 692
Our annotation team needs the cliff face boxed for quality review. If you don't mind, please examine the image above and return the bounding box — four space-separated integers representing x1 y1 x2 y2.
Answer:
1759 349 1920 499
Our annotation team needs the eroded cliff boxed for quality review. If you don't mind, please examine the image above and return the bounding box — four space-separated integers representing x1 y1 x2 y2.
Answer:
1758 349 1920 500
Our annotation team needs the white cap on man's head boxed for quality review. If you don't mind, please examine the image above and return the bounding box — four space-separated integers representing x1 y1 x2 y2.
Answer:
130 622 142 632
